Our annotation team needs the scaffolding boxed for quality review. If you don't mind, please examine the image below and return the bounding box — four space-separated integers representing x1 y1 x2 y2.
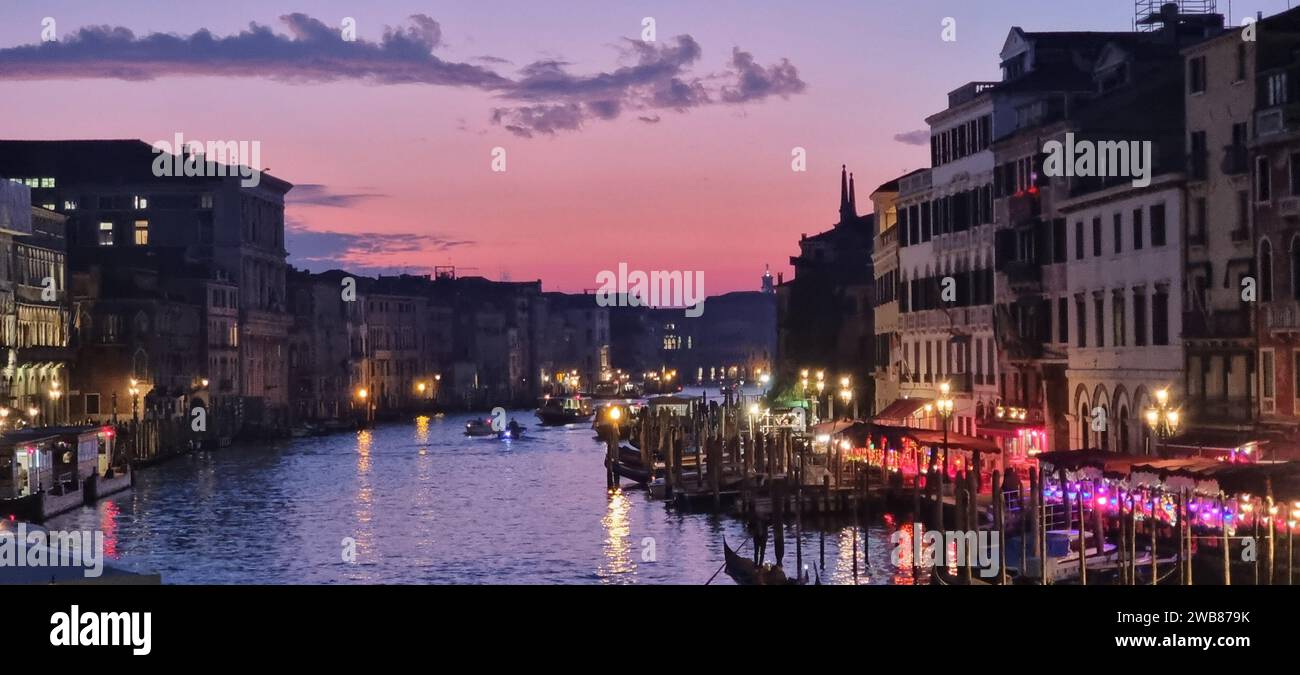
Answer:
1134 0 1218 31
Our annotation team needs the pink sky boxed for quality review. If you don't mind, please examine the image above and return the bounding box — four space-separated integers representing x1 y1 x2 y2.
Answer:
0 1 1283 292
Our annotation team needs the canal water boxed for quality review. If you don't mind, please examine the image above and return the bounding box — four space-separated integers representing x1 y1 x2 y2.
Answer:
46 411 922 584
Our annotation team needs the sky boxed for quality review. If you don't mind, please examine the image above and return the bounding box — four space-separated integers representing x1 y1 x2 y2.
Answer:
0 1 1287 294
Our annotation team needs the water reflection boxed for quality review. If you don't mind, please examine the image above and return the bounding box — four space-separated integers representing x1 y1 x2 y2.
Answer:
42 411 927 584
599 489 634 581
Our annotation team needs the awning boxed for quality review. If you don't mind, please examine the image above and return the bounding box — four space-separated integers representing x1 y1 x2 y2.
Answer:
1160 429 1269 454
977 419 1045 437
867 423 1001 454
1038 449 1151 478
808 421 859 437
874 398 931 422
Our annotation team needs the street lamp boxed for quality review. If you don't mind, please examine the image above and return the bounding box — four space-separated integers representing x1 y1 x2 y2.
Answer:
815 378 826 422
935 382 955 530
1144 387 1180 456
128 379 140 424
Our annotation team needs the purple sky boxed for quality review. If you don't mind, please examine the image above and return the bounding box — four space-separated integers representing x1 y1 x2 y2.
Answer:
0 1 1282 293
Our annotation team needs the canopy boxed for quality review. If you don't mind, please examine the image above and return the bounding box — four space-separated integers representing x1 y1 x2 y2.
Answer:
874 398 931 423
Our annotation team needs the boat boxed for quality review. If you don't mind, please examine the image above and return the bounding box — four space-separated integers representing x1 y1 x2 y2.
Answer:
1005 529 1121 583
610 459 652 484
464 419 497 437
535 396 594 426
722 539 796 586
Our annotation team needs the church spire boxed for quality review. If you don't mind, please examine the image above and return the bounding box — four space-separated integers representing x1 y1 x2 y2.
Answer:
839 164 855 225
849 172 857 215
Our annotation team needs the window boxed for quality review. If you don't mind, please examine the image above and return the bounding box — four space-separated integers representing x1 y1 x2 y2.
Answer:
1236 44 1247 82
1252 155 1269 205
1133 289 1148 346
1293 238 1300 300
1052 219 1067 263
39 177 55 188
63 200 77 211
1152 288 1169 346
98 222 114 246
1094 295 1105 347
1076 296 1087 348
84 394 100 416
1192 198 1207 244
133 195 148 209
1113 213 1123 254
1188 56 1206 94
1236 191 1249 238
1189 131 1207 178
1092 217 1102 257
1058 298 1068 343
1075 221 1084 260
200 193 214 209
1268 72 1288 106
1113 291 1127 347
1150 203 1166 247
134 220 149 246
1262 350 1275 401
1132 208 1144 250
1262 240 1275 302
1292 153 1300 196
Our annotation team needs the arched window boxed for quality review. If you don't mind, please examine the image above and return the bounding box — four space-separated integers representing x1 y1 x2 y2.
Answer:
132 349 149 381
1119 406 1130 454
1262 240 1274 302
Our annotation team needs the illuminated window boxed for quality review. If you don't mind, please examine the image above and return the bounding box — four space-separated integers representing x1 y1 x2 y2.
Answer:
134 220 149 245
63 200 77 211
98 222 114 246
133 195 148 209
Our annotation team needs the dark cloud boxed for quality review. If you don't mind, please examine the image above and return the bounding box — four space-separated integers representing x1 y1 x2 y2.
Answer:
718 48 806 103
0 14 806 138
286 220 474 274
0 13 508 88
288 184 387 208
893 129 931 146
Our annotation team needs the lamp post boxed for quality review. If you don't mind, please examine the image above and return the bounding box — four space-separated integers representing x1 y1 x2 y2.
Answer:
1144 387 1180 457
128 379 140 424
935 382 955 530
357 387 370 426
815 376 825 423
48 381 62 426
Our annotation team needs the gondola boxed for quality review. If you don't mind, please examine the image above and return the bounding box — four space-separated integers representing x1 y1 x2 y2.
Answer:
722 539 795 586
610 459 652 484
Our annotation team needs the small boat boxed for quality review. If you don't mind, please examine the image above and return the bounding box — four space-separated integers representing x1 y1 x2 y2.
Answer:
535 396 594 426
1006 529 1120 583
610 460 652 484
464 419 497 437
722 539 796 586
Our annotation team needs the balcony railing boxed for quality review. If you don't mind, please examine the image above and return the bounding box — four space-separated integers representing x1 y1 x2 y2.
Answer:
1005 261 1042 291
1265 302 1300 333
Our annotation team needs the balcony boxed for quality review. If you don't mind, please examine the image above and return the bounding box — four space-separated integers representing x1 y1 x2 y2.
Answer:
1004 261 1042 293
1221 144 1248 175
1186 396 1254 425
1183 309 1250 340
1265 302 1300 335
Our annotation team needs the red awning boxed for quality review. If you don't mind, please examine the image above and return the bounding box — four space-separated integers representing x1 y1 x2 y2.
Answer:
874 398 931 422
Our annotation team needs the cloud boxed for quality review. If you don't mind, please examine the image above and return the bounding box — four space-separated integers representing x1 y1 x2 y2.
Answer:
893 129 931 146
286 220 474 274
0 14 806 138
718 48 806 103
288 184 387 208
